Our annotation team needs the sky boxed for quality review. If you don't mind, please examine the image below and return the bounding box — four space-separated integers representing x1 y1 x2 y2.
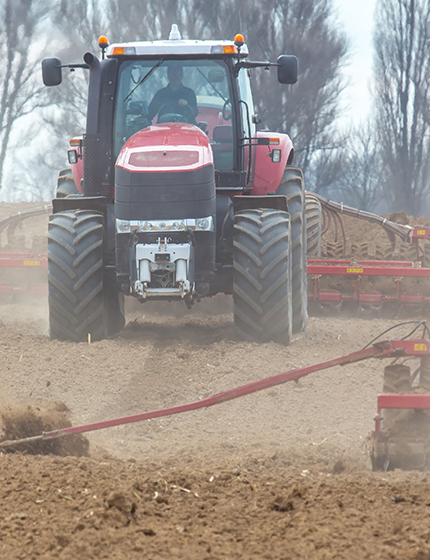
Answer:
332 0 378 127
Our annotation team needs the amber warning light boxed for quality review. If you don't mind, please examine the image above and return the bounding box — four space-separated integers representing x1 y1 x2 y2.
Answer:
99 35 109 58
234 34 245 48
98 36 109 48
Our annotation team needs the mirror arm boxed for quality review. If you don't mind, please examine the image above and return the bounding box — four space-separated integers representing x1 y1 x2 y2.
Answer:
61 63 89 71
233 60 276 76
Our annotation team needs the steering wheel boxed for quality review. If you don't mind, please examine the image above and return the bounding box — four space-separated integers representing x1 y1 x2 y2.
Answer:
222 99 232 121
157 102 195 124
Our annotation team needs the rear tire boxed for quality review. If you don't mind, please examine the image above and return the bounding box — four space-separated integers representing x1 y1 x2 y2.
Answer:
276 167 308 333
56 169 79 198
233 208 292 345
48 210 124 342
305 193 322 258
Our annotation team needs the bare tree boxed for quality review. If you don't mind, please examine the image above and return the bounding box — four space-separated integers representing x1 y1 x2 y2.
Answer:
0 0 52 197
231 0 348 177
374 0 430 215
335 124 382 211
41 0 110 143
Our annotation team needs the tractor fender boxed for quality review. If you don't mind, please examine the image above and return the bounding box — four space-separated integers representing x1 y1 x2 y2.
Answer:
52 196 116 254
52 195 107 217
232 194 288 214
250 132 294 196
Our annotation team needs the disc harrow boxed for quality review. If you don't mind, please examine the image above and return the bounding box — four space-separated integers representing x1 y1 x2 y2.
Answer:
307 194 430 316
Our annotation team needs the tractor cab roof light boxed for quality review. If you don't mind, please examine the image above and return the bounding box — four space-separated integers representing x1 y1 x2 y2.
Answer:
111 46 136 55
210 45 238 54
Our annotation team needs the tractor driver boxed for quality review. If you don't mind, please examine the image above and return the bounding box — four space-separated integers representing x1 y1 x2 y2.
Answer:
148 64 198 123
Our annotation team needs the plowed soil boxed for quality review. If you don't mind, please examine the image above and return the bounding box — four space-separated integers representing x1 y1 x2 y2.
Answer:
1 203 430 559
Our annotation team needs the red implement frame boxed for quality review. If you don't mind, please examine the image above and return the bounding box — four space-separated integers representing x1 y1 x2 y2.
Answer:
308 259 430 307
1 338 430 448
0 253 47 295
309 226 430 307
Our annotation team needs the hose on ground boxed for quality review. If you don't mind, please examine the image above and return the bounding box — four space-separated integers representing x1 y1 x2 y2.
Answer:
311 193 412 244
361 321 430 350
0 205 52 235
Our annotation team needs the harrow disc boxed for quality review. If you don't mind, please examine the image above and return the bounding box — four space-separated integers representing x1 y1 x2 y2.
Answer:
371 364 430 471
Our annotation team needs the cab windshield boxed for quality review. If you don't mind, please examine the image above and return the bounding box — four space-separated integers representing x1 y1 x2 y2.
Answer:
114 58 235 171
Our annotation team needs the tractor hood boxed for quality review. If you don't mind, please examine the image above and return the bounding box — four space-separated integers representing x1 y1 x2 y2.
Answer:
114 122 216 222
116 123 213 173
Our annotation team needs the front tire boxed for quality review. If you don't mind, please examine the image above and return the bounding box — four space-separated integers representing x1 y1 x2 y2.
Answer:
233 208 292 345
276 167 308 333
56 169 79 198
48 210 124 342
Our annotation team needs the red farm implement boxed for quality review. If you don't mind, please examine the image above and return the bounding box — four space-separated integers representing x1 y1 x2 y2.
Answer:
0 252 47 297
307 195 430 316
2 324 430 472
0 206 50 299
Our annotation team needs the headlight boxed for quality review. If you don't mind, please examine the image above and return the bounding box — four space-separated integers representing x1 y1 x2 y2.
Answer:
192 216 214 231
116 216 214 233
271 149 282 163
116 219 130 233
196 218 209 230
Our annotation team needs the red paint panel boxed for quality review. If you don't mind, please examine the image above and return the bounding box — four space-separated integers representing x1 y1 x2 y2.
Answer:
116 123 213 173
251 132 294 195
378 394 430 410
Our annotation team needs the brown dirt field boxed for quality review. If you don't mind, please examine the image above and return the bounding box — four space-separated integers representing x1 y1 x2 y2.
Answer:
1 203 430 559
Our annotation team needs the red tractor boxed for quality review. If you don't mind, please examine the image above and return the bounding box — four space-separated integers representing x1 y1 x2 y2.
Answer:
42 26 306 344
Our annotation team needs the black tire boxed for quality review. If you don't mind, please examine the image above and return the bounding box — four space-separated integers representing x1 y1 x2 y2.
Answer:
233 208 292 345
305 193 322 258
276 167 308 333
56 168 79 198
48 210 124 342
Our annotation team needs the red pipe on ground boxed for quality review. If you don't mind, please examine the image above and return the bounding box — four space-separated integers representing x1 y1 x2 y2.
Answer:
1 339 428 448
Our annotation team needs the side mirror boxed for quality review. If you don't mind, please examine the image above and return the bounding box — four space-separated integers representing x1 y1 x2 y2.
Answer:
42 58 62 86
277 55 298 84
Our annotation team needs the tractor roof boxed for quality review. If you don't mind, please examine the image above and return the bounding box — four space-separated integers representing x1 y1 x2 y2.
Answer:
106 40 249 58
105 24 249 58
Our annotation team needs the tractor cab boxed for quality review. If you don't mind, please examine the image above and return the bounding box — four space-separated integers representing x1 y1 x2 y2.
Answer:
105 27 297 192
114 57 238 178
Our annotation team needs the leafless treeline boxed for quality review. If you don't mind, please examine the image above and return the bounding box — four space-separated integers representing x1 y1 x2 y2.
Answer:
1 0 430 217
